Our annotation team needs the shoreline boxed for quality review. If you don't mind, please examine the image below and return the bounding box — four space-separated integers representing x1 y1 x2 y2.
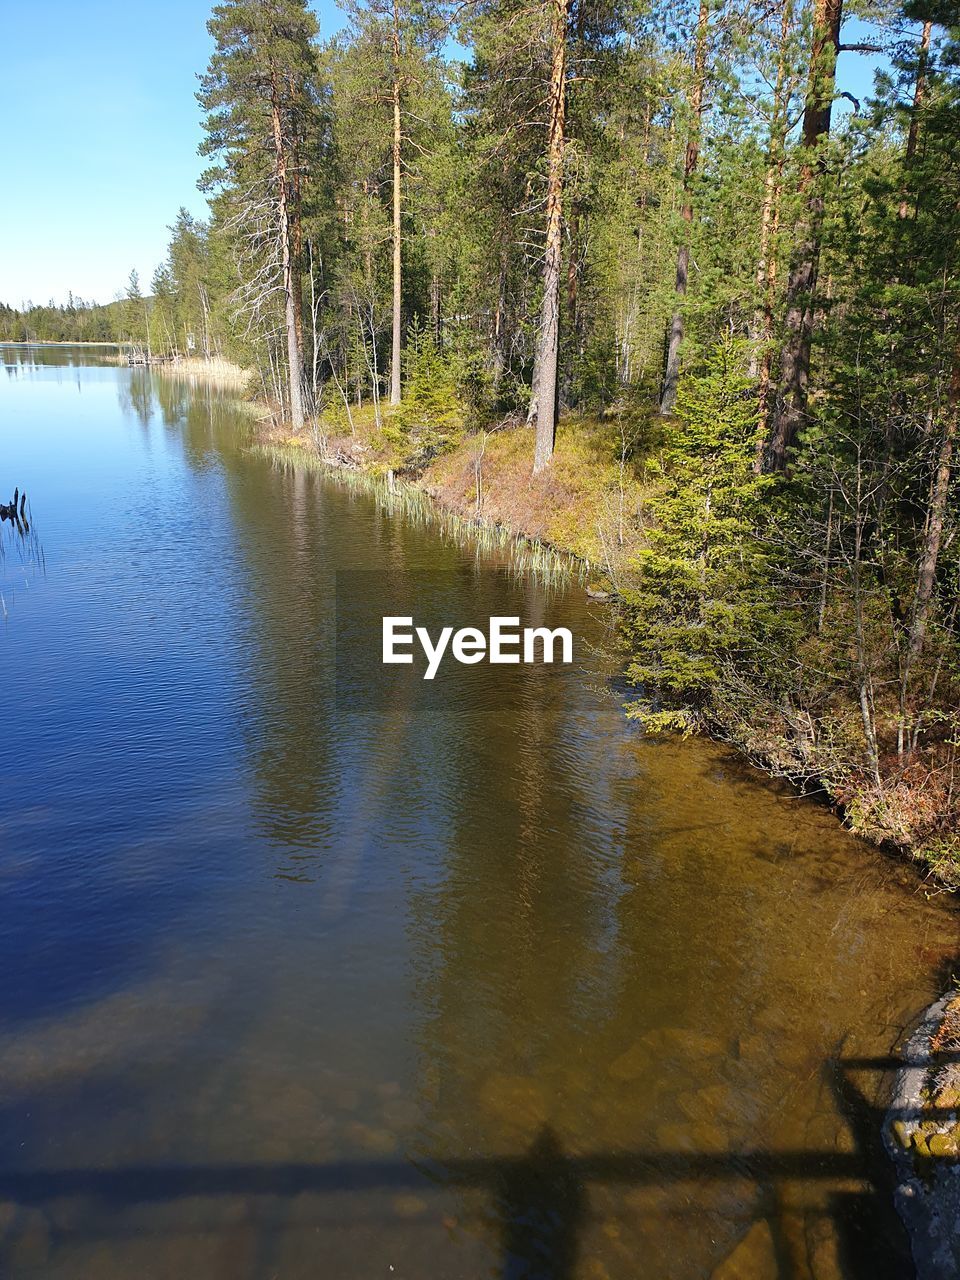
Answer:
253 421 956 884
886 992 960 1279
256 437 588 584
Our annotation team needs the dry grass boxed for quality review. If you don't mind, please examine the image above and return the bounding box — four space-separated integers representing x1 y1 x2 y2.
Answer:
265 406 649 580
424 416 648 574
152 356 253 388
932 998 960 1057
254 438 583 585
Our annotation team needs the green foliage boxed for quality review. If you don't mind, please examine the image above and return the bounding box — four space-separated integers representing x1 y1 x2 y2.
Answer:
622 341 795 731
385 320 466 467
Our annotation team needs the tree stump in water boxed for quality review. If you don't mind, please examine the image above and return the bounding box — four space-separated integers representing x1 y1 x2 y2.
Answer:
0 489 28 533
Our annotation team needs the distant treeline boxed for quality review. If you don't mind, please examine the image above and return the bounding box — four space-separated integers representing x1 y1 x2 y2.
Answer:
0 297 124 345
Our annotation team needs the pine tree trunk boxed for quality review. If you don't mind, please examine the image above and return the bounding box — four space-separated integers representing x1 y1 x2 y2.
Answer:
289 124 306 360
492 251 508 387
907 350 958 668
659 0 710 416
751 0 793 450
562 203 579 406
898 20 933 220
389 0 403 407
530 0 569 475
271 89 305 432
765 0 842 471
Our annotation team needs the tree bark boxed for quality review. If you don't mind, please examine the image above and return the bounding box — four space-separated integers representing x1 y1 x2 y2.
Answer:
897 343 957 751
907 348 958 668
529 0 570 474
288 105 306 360
898 19 933 220
765 0 842 471
492 250 508 387
659 0 710 416
389 0 403 406
751 0 793 452
271 86 305 432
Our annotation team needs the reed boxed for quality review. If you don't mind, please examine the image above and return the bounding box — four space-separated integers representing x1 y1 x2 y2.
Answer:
251 442 586 588
151 356 253 388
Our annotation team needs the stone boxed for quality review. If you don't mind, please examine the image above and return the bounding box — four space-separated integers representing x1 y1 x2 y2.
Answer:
736 1034 765 1062
0 1201 19 1239
653 1027 726 1059
806 1218 842 1277
345 1122 398 1155
752 1006 790 1034
477 1074 548 1134
381 1098 421 1131
9 1209 51 1270
608 1043 652 1083
935 1084 960 1110
332 1086 361 1113
927 1132 959 1159
392 1195 428 1218
710 1220 778 1280
676 1084 728 1122
891 1119 912 1149
655 1120 726 1154
656 1122 697 1152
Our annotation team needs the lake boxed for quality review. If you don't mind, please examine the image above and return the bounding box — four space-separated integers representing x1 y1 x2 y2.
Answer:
0 344 955 1279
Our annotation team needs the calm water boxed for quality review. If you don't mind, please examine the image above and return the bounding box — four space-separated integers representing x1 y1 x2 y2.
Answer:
0 344 956 1279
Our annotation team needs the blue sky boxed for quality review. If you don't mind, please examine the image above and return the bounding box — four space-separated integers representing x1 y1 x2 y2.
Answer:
0 1 892 308
0 0 347 307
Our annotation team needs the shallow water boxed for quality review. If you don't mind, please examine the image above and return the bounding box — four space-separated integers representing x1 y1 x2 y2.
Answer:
0 343 956 1279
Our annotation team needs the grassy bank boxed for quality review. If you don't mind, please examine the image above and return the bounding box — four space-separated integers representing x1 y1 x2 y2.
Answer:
257 398 960 887
260 401 648 578
255 433 593 586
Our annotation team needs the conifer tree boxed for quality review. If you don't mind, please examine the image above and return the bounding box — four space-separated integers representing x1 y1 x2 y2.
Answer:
198 0 324 429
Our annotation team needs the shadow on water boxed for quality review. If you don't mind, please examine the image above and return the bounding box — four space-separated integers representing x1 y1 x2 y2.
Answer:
3 1054 955 1279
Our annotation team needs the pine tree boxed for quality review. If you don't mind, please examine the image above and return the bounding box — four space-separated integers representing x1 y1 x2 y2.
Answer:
623 341 789 729
198 0 324 429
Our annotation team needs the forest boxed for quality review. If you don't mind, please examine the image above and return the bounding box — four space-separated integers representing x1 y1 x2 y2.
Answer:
3 0 958 876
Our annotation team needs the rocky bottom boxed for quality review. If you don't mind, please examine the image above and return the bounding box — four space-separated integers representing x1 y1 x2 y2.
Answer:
886 992 960 1278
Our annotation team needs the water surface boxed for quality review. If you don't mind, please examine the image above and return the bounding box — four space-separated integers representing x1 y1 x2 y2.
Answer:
0 344 956 1279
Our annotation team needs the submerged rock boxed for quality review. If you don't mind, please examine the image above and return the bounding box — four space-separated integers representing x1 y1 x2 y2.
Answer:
608 1042 652 1083
344 1122 398 1155
381 1097 421 1131
710 1220 777 1280
0 1201 19 1241
675 1083 728 1123
655 1119 727 1154
477 1073 548 1132
8 1209 51 1270
392 1194 428 1218
644 1027 726 1059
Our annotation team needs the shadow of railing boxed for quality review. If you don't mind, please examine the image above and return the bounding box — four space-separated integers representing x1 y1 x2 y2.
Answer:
2 1052 953 1278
